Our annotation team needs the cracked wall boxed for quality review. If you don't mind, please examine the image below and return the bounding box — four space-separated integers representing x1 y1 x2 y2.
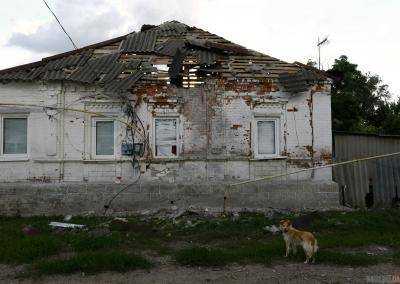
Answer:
0 80 332 185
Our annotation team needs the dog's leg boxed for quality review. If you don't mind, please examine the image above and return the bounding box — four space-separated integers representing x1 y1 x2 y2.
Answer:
302 243 312 264
284 240 290 257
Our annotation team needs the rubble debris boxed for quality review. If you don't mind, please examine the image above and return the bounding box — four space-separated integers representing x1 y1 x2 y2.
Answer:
113 217 128 223
64 215 73 222
49 222 85 229
264 225 280 234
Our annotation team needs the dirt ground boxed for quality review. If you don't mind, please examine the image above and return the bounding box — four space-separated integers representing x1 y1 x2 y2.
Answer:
2 263 399 284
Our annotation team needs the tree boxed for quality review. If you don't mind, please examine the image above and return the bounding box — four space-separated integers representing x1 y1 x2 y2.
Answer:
327 55 399 134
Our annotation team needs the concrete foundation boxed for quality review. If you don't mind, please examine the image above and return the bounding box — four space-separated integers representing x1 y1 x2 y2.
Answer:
0 180 339 216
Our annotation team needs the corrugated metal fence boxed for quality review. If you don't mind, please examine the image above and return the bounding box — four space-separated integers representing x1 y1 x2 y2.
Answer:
333 132 400 208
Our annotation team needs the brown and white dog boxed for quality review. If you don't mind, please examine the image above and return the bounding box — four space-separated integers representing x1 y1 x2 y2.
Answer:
279 219 318 263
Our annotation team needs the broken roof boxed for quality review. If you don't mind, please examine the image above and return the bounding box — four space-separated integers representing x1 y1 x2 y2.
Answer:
0 21 327 94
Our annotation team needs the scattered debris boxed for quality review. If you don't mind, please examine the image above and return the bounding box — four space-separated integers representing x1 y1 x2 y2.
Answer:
264 225 280 234
113 217 128 223
64 215 73 222
49 222 85 229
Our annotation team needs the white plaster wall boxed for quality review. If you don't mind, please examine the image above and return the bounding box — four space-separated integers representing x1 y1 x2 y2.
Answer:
0 82 333 183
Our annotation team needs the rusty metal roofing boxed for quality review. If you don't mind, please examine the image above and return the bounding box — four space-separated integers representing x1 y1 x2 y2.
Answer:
0 20 327 94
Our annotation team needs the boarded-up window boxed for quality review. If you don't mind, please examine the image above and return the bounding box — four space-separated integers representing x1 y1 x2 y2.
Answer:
256 120 277 156
155 118 178 157
3 118 27 154
95 121 114 156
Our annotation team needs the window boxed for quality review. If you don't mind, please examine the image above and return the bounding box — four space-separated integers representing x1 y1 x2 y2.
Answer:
1 116 28 155
93 119 115 157
254 118 279 158
154 118 178 157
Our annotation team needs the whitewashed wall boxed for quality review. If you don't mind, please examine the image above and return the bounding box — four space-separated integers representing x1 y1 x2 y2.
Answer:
0 81 332 184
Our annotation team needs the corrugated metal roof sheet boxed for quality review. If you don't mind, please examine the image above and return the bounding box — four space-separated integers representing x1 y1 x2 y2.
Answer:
0 20 328 94
120 30 158 53
43 50 92 71
156 21 188 36
155 39 185 56
279 70 319 93
104 70 144 94
42 70 68 81
69 53 120 83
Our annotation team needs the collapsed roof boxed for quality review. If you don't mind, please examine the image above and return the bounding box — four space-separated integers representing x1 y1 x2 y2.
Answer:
0 21 327 95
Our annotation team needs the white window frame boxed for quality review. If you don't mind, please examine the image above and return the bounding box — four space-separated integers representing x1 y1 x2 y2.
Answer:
91 117 116 159
152 116 180 158
253 117 280 159
0 114 29 159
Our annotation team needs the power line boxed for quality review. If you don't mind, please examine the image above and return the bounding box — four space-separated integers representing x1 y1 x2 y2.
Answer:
41 0 78 50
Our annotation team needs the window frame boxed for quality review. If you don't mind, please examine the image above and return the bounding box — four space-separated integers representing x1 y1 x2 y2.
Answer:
0 114 29 159
152 116 180 159
91 117 116 159
253 117 280 159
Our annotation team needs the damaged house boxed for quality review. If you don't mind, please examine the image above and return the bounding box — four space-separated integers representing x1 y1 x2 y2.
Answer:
0 21 338 215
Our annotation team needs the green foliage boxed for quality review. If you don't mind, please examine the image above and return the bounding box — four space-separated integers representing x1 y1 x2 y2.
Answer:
329 55 400 134
34 251 152 275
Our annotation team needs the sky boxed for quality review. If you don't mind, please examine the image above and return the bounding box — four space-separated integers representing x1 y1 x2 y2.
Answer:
0 0 399 98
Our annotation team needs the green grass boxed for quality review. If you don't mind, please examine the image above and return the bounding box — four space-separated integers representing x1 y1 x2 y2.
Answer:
1 209 400 276
65 232 123 252
316 251 386 266
33 251 152 276
174 242 388 267
175 239 284 266
0 235 62 264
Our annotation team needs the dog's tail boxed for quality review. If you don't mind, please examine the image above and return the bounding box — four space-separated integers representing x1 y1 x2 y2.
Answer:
313 239 319 254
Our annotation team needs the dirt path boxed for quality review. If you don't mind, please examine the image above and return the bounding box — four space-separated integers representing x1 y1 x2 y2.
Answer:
2 263 400 284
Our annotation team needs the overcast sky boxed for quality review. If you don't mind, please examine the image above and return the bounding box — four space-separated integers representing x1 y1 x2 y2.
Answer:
0 0 398 98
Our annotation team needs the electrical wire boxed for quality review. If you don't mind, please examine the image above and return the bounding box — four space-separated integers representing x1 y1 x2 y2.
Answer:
102 98 151 215
42 0 78 50
0 102 147 140
230 151 400 187
103 172 142 215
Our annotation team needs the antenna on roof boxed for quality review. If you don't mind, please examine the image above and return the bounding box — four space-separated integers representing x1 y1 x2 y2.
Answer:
317 36 329 70
42 0 78 50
